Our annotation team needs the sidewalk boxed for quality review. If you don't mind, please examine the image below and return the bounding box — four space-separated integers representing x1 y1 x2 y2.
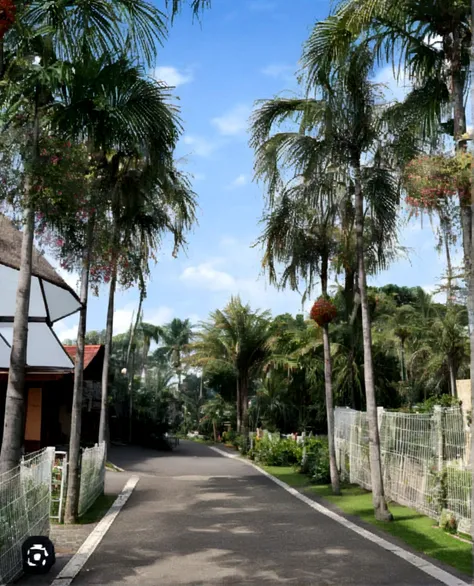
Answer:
15 471 127 585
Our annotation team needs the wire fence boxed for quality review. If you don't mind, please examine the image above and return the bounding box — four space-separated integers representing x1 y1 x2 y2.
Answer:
334 407 471 533
0 447 54 585
78 443 106 518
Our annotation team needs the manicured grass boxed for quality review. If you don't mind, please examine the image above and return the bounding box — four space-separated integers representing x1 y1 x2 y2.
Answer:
77 494 117 525
263 466 311 488
263 466 472 576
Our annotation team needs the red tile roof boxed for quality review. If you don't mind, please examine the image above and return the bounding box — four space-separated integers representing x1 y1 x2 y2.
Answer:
63 345 102 369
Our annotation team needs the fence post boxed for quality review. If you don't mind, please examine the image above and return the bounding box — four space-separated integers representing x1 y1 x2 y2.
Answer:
377 406 384 435
433 406 444 473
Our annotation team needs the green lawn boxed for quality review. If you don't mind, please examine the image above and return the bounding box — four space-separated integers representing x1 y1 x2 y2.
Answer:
77 494 117 525
262 466 472 576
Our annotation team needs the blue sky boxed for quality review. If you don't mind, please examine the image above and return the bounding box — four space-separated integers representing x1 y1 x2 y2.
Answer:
53 0 460 341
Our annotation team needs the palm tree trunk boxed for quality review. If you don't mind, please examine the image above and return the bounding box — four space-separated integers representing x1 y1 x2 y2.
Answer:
129 350 136 444
353 159 392 522
126 288 144 369
236 376 242 433
0 98 40 473
344 267 357 409
440 216 454 304
469 0 474 545
64 219 94 523
98 257 117 445
0 204 34 473
447 356 457 398
451 40 471 278
321 260 340 495
240 372 249 443
400 341 406 383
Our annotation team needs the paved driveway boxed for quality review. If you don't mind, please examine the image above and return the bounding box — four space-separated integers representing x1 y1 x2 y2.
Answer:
71 441 461 585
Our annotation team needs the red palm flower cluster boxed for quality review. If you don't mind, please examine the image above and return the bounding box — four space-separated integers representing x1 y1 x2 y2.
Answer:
0 0 16 39
310 298 337 327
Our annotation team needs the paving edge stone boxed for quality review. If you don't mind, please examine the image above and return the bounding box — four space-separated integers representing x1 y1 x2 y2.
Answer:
50 475 139 586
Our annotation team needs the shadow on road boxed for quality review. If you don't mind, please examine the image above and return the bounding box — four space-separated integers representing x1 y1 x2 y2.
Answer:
72 442 463 586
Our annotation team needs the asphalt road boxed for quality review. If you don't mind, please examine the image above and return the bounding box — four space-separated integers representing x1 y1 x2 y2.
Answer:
71 441 461 586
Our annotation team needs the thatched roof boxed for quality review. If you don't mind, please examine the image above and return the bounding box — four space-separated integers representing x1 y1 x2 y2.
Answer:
0 213 76 294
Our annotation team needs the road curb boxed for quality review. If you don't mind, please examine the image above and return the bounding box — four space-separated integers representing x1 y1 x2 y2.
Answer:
210 446 469 586
50 475 139 586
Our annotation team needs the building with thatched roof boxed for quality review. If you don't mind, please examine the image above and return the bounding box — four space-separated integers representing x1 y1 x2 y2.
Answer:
0 214 82 451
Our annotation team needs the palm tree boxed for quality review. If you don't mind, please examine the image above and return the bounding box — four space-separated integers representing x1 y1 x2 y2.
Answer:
251 372 295 434
0 0 164 474
291 40 417 519
191 297 272 441
253 171 342 494
0 0 210 474
201 394 228 441
305 0 470 262
140 322 162 375
160 318 195 387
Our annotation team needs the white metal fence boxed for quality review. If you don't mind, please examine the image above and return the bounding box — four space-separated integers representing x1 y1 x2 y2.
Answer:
334 407 471 533
0 447 54 585
78 443 106 517
50 451 68 523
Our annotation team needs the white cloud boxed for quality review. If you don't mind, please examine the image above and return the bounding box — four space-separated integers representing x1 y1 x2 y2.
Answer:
180 262 236 292
179 238 310 317
212 104 251 136
54 323 78 342
113 304 174 335
227 174 248 189
373 66 411 103
182 135 218 157
152 66 193 87
261 63 295 81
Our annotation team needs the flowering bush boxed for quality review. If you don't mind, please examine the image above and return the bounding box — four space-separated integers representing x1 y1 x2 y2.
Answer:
403 153 471 210
310 297 337 326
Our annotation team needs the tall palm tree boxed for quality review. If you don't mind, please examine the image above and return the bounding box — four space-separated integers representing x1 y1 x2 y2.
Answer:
0 0 210 474
191 297 272 440
283 41 415 519
160 318 195 387
250 64 405 499
254 172 342 495
305 0 470 259
140 322 162 375
0 0 166 475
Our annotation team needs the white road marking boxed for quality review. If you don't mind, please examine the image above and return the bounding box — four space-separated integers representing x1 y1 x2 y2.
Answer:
50 475 139 586
210 446 469 586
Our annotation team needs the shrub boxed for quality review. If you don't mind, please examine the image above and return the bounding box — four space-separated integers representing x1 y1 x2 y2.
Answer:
222 430 237 445
300 438 331 484
249 436 303 466
440 510 458 534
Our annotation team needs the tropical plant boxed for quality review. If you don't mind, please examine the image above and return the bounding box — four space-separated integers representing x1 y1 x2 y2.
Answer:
191 297 273 440
160 318 195 387
296 39 420 520
251 138 343 494
0 0 182 476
